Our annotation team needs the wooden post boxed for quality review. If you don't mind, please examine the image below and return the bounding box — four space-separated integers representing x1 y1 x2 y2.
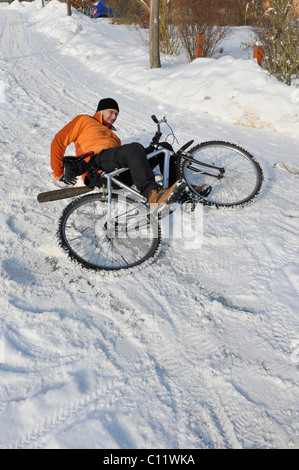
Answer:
253 45 263 66
149 0 161 68
67 0 72 17
195 33 204 58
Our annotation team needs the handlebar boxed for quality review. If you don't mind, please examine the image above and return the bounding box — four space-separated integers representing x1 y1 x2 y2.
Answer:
151 114 164 146
150 115 194 152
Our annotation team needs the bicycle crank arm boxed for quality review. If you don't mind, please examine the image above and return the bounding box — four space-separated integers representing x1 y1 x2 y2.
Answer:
37 186 94 203
183 155 225 172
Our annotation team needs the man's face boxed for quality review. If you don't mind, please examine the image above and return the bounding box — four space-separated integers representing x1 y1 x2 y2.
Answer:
100 108 119 125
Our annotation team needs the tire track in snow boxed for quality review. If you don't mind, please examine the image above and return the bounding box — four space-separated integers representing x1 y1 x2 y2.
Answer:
11 379 124 449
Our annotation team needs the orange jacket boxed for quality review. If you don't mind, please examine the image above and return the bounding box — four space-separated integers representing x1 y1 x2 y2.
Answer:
51 112 121 180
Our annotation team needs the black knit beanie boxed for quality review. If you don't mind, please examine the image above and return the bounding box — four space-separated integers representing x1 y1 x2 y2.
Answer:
97 98 119 112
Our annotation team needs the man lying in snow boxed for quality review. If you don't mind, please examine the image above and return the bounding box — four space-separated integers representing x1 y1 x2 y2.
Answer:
50 97 184 206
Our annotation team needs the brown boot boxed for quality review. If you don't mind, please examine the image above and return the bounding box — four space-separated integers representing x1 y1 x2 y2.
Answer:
148 181 182 206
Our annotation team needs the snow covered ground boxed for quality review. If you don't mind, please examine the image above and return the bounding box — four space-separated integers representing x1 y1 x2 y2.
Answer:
0 0 298 449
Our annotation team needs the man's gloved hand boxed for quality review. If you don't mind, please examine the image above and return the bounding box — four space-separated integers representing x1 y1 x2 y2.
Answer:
59 165 78 185
59 174 77 186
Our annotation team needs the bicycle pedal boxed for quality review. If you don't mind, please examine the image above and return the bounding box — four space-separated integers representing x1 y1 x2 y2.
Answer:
167 181 187 204
195 184 212 197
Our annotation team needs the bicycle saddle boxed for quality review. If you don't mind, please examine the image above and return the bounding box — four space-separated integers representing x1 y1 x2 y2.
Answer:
62 151 95 174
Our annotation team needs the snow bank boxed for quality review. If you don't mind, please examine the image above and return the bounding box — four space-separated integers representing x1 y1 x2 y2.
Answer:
6 0 298 136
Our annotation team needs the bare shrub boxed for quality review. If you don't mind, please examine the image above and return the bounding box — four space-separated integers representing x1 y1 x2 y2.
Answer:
106 0 143 25
70 0 96 16
254 0 299 85
159 0 182 55
171 0 232 61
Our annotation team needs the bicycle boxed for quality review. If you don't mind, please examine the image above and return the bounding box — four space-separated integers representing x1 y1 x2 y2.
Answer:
38 115 263 272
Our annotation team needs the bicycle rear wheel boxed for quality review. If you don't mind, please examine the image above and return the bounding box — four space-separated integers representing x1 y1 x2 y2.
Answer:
180 141 263 207
58 193 161 271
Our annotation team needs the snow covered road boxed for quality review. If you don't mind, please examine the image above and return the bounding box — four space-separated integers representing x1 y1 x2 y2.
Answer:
0 2 298 449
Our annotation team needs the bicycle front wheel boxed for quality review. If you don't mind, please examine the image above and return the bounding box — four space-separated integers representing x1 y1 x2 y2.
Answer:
180 141 263 207
58 193 161 271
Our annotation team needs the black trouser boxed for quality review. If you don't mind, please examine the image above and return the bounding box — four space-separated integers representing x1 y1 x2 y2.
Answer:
94 143 157 198
93 142 177 198
93 143 161 198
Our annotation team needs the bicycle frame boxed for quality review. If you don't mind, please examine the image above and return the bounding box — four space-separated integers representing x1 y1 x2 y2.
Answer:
98 147 171 220
99 145 224 224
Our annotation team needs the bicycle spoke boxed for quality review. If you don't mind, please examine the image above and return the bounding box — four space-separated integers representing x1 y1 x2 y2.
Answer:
181 141 263 207
58 194 161 271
